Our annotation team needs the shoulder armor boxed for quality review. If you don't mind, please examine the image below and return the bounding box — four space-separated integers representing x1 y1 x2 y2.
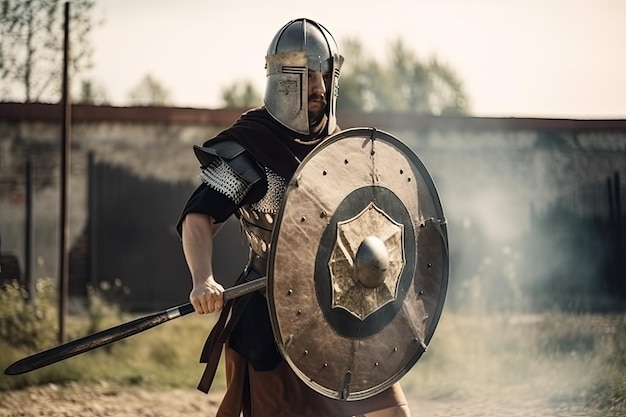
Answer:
193 141 263 185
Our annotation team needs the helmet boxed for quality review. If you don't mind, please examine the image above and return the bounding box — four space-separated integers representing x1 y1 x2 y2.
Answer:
264 18 344 135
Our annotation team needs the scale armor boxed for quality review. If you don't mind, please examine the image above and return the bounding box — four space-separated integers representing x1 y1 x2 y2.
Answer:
239 168 286 270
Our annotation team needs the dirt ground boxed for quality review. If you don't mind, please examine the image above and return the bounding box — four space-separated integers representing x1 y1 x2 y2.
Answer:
0 382 616 417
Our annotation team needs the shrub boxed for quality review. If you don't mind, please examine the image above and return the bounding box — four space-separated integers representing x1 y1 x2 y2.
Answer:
0 278 57 350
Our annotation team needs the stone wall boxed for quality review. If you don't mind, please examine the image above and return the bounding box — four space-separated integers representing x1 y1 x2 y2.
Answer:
1 103 625 311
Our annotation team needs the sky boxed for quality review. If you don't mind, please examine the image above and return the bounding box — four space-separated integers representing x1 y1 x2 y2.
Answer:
87 0 626 119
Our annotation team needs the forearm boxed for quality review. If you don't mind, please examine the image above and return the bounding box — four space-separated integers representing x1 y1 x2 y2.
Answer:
181 212 217 287
182 212 226 314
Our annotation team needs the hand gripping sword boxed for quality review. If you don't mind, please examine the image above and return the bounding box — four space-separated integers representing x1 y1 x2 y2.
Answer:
4 277 267 376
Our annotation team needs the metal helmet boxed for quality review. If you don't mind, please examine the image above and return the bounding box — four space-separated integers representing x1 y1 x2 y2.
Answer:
264 18 344 135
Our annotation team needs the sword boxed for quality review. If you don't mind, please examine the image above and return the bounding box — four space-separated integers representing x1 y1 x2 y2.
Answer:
4 277 267 376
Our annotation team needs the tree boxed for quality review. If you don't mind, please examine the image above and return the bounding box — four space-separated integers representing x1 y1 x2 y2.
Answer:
75 78 109 105
428 58 470 115
126 73 173 106
220 80 262 108
338 38 470 115
0 0 97 103
215 38 468 114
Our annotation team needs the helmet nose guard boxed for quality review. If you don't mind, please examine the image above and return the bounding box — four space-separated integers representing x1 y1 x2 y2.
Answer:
264 18 344 135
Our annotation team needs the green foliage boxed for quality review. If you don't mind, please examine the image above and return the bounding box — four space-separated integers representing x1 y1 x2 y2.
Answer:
149 343 180 367
127 73 173 106
217 37 469 115
0 0 98 102
337 38 470 115
220 80 262 108
3 280 622 414
85 281 122 334
406 312 626 414
586 315 626 410
535 312 599 355
0 280 217 391
76 78 109 105
592 364 626 411
0 279 58 351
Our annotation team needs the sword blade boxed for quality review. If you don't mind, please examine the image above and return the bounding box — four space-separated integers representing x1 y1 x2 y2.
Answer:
4 277 267 376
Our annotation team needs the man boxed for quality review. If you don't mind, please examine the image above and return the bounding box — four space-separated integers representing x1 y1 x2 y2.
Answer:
178 18 411 417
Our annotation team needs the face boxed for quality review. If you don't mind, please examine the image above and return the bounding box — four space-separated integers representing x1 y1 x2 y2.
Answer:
307 69 331 128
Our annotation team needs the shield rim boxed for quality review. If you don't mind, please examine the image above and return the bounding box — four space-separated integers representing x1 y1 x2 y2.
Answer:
266 127 449 400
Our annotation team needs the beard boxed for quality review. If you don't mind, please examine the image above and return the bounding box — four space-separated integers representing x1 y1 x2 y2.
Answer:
308 94 327 128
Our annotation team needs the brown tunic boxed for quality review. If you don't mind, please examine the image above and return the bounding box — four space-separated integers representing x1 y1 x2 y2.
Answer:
217 347 407 417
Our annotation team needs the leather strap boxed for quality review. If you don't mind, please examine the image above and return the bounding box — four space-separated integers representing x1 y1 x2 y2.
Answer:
197 269 254 393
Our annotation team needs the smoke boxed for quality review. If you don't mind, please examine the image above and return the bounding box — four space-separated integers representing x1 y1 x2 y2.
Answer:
401 128 626 314
396 128 625 413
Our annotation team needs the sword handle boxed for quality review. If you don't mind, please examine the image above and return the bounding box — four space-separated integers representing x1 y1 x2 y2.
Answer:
4 277 267 376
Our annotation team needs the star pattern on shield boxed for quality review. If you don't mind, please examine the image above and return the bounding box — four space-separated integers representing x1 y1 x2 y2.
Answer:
328 202 405 320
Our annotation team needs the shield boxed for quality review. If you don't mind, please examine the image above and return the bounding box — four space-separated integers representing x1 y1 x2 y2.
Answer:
267 127 448 401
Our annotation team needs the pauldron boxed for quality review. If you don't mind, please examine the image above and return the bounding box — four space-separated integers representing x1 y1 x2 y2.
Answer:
199 158 253 205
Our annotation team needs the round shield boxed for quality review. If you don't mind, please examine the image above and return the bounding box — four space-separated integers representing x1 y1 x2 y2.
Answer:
267 127 449 401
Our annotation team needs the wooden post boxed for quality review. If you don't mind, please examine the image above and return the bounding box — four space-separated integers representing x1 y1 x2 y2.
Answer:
25 159 34 302
58 1 71 344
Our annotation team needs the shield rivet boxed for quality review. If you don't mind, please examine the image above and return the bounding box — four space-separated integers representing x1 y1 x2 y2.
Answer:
287 289 293 295
304 350 309 355
374 362 379 366
320 211 327 218
400 169 404 174
297 309 302 315
419 290 424 295
407 177 412 182
428 263 432 268
393 347 398 352
322 170 327 176
323 363 328 368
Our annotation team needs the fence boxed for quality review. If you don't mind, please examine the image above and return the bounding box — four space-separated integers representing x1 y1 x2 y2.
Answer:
1 103 626 313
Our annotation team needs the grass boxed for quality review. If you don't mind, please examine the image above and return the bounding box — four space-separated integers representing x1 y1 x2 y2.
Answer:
0 279 223 391
403 311 626 413
0 307 222 391
1 279 625 414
